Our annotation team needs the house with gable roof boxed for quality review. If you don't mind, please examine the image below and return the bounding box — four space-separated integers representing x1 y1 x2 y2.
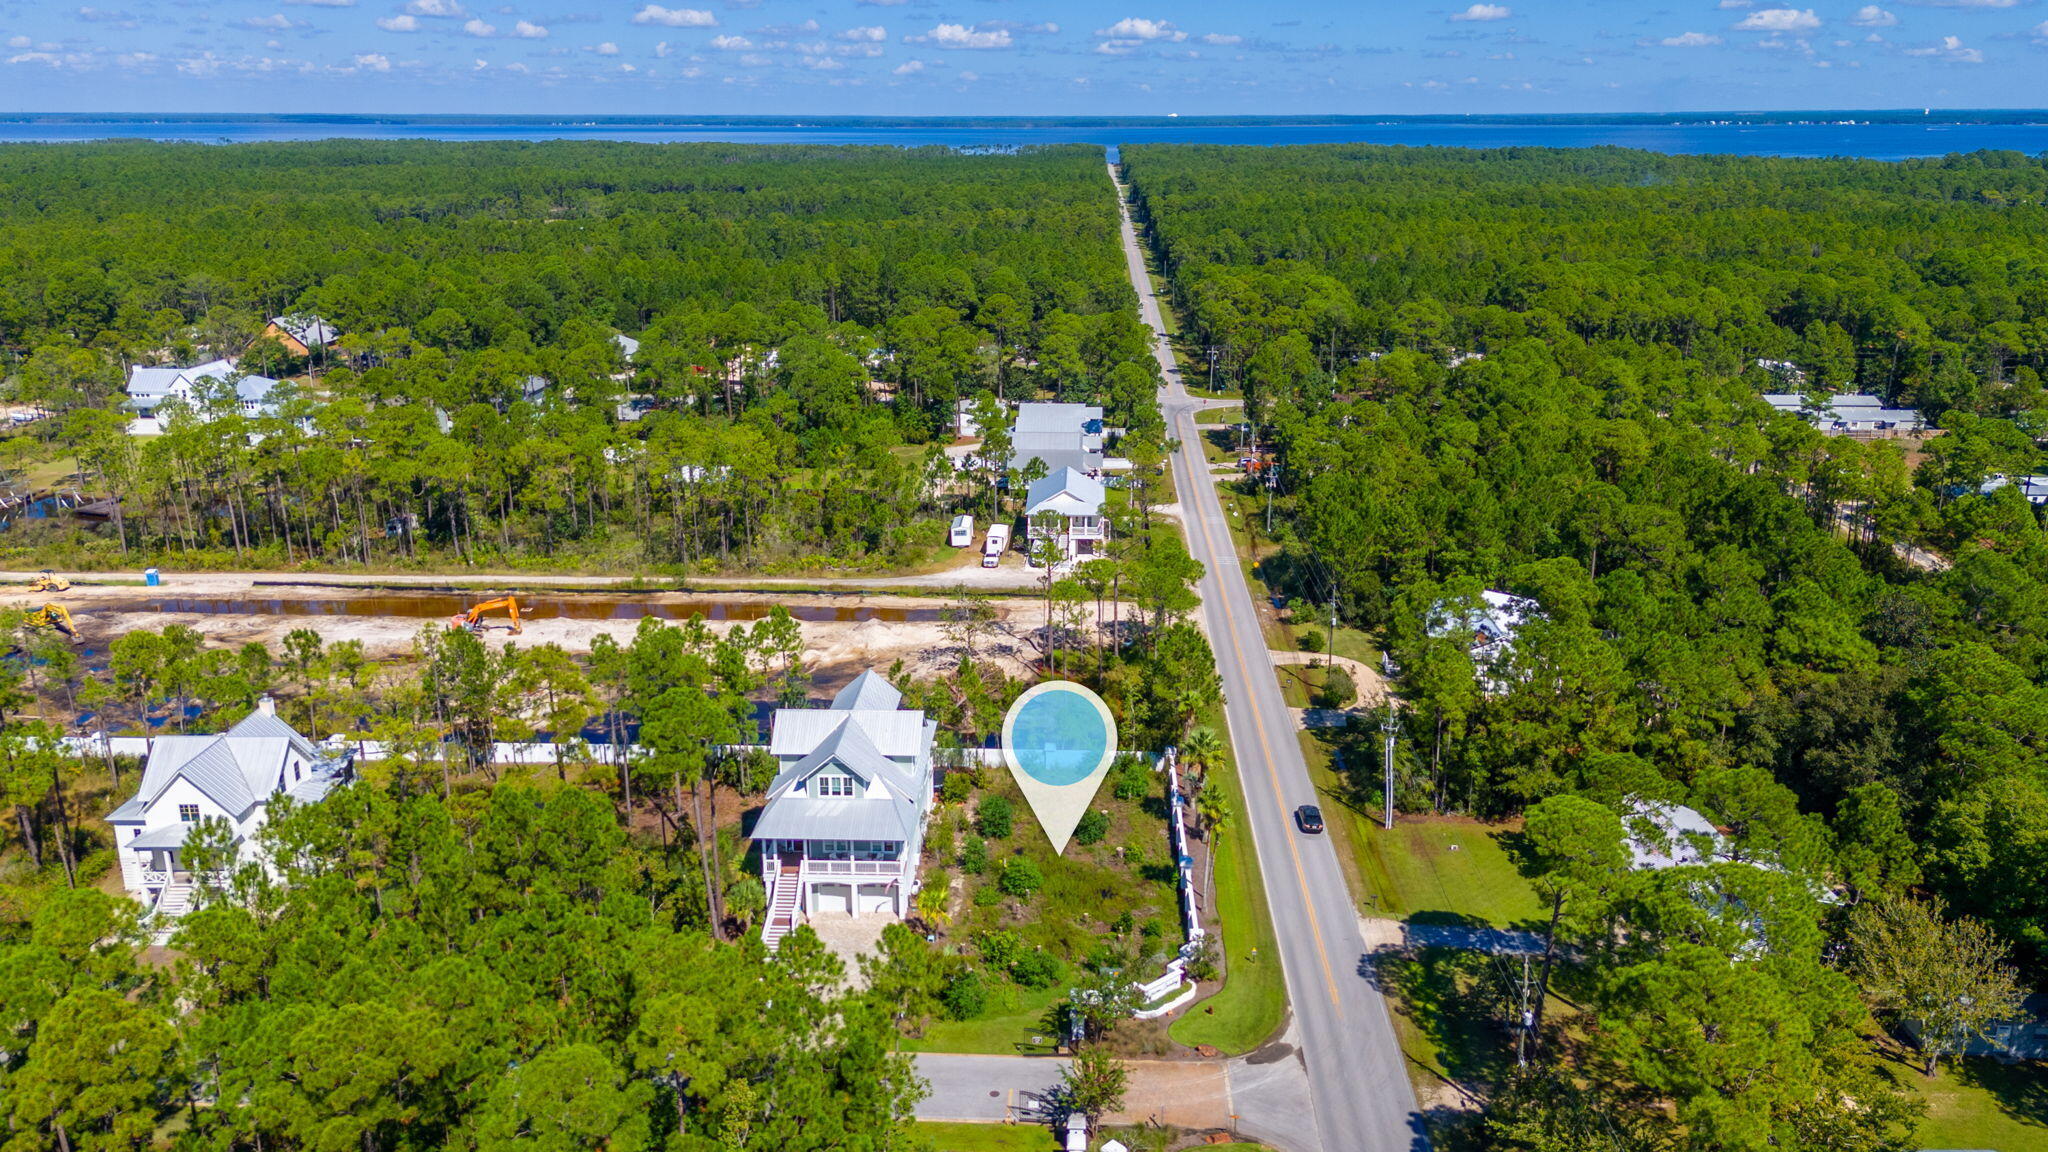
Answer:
105 697 352 924
260 314 339 357
1023 466 1109 566
751 669 936 948
124 359 294 435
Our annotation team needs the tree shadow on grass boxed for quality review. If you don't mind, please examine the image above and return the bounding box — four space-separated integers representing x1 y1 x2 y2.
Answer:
1360 943 1516 1090
1947 1055 2048 1133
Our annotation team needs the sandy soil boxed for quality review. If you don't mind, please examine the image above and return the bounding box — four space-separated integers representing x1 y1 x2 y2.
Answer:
25 571 1104 682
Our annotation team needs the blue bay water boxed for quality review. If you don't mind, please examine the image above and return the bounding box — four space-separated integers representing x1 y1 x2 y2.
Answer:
4 118 2048 160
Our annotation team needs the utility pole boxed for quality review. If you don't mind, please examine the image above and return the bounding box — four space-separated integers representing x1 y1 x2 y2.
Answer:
1207 345 1220 393
1264 460 1278 536
1328 598 1338 665
1381 709 1397 831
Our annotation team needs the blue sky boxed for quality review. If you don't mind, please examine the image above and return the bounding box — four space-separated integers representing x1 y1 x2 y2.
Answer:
3 1 2047 115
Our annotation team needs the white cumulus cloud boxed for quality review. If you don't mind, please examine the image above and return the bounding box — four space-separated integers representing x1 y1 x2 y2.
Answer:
461 16 494 35
920 23 1012 49
1852 5 1898 25
376 13 419 30
632 5 715 27
243 13 295 29
1201 32 1241 45
354 51 391 69
1905 33 1982 60
403 0 463 15
1095 17 1185 40
837 25 885 41
1660 31 1721 45
1449 4 1511 22
709 33 751 48
593 40 618 54
893 58 923 73
1735 7 1821 30
511 19 545 37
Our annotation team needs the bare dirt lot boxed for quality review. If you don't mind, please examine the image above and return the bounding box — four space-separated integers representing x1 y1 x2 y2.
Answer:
27 572 1086 682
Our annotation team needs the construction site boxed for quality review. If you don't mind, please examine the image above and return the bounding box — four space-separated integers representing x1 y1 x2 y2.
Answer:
4 570 1084 682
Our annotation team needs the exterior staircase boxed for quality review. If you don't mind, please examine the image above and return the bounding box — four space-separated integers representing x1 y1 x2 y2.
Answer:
761 870 802 951
149 882 194 945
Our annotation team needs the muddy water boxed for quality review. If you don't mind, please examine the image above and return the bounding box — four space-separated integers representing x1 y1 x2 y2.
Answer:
87 594 945 624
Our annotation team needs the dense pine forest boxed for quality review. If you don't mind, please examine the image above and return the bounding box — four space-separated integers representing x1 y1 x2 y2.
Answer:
1124 143 2048 1150
0 141 1161 571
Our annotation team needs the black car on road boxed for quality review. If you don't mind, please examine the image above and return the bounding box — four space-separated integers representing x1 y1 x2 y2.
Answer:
1295 804 1325 834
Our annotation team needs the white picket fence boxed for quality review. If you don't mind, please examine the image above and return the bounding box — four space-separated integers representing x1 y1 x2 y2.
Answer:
1124 746 1205 1020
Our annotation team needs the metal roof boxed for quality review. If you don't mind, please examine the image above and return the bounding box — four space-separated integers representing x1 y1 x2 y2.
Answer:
751 798 915 843
127 824 195 851
1025 467 1106 518
769 709 927 760
832 670 901 712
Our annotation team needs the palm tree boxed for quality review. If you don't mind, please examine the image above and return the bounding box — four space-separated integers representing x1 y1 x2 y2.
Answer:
1195 785 1232 841
1178 725 1224 779
916 880 952 932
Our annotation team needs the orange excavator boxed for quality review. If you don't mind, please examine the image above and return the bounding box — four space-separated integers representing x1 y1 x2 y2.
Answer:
450 596 523 635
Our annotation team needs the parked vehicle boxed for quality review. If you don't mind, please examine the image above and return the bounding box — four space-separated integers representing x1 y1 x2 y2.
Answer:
1295 804 1325 834
949 514 975 548
982 523 1010 568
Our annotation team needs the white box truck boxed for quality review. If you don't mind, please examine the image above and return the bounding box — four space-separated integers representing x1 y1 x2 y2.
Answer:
949 514 975 548
982 523 1010 568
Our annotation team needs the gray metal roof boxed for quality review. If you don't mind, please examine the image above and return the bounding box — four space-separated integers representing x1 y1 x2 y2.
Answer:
751 798 914 843
1014 402 1102 436
832 670 901 712
1025 467 1106 517
127 824 194 851
769 708 927 760
269 315 337 347
106 797 148 823
132 708 319 818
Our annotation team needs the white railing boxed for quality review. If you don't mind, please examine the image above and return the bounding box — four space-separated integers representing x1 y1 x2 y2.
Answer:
803 859 905 877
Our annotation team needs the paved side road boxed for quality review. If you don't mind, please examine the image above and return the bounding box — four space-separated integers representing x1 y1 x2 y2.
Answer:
1110 162 1429 1152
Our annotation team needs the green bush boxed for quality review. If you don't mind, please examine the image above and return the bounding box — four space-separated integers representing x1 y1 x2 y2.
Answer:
1298 629 1323 652
1074 809 1110 846
941 969 988 1021
1011 950 1064 989
976 794 1014 839
928 814 957 865
1111 760 1152 802
975 928 1023 969
999 857 1043 899
960 834 988 874
939 771 974 805
1316 666 1357 709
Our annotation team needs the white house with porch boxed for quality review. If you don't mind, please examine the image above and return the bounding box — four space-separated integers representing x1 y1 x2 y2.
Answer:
753 670 936 949
124 359 293 435
105 699 352 925
1024 466 1109 567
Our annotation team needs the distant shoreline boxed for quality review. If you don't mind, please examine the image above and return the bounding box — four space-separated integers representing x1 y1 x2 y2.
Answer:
5 110 2048 128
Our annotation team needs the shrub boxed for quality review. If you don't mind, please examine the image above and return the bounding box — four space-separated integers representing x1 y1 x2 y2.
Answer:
975 928 1023 970
941 969 988 1021
976 794 1015 839
1011 950 1064 989
928 815 957 866
998 857 1043 899
1111 760 1151 802
972 883 1003 908
960 835 988 875
939 772 974 805
1073 808 1110 846
1298 629 1323 652
1183 936 1218 983
1316 666 1357 709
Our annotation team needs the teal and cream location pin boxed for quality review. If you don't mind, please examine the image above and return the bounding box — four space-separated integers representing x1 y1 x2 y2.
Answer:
1001 680 1118 855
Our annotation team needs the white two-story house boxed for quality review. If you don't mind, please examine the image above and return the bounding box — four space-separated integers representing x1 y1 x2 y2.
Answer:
751 670 936 948
124 359 292 435
105 698 352 925
1024 466 1110 566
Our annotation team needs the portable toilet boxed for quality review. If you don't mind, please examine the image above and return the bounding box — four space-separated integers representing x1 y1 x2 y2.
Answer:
143 567 160 587
1063 1113 1088 1152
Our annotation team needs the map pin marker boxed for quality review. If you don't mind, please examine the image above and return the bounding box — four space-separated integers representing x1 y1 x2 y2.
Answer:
1001 680 1119 855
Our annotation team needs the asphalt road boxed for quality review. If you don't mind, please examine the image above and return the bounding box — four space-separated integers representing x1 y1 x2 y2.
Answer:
1110 163 1429 1152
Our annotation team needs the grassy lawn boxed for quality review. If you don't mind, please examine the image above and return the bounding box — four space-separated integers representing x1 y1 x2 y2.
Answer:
902 984 1067 1056
1170 702 1288 1055
1195 405 1243 426
912 1121 1058 1152
1874 1048 2048 1151
1357 818 1543 930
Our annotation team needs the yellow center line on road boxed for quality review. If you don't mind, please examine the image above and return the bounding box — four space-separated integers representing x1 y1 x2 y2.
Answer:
1172 406 1345 1011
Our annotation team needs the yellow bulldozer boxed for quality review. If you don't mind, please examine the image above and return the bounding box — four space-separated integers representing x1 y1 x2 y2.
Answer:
25 603 80 643
450 596 523 636
26 571 69 594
